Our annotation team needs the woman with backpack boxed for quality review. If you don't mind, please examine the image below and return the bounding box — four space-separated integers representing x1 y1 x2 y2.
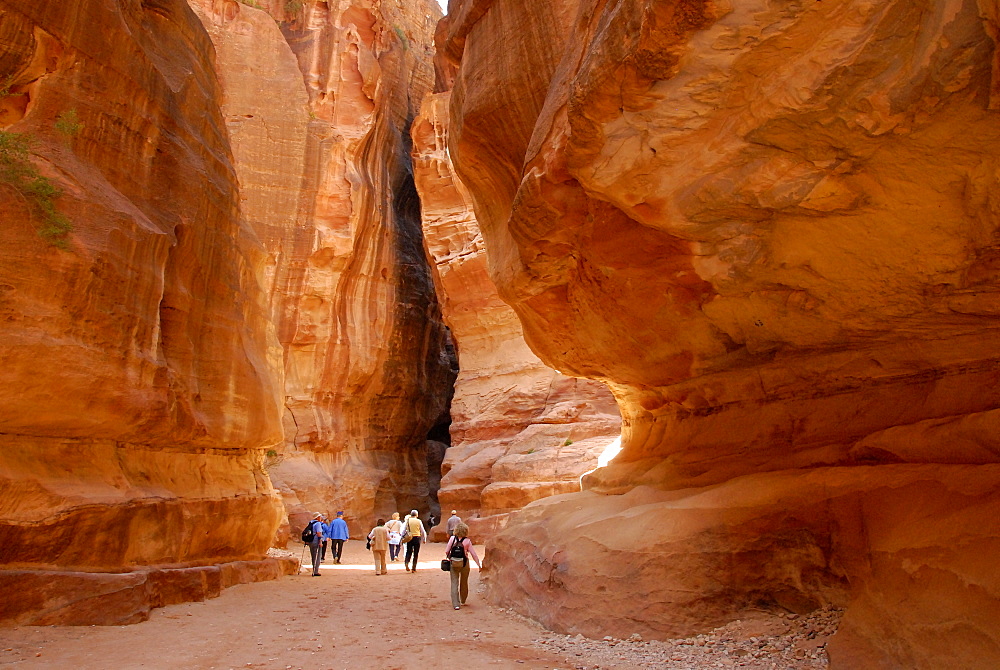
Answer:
443 522 482 610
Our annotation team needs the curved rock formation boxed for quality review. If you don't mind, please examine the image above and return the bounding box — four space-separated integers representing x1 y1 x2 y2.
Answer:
440 0 1000 666
0 0 449 624
412 91 621 540
187 0 453 537
0 0 289 623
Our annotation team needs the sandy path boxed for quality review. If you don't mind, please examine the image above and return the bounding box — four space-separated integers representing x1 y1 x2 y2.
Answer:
0 541 580 670
0 542 836 670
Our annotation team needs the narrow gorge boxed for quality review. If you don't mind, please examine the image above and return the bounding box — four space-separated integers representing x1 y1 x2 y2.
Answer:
1 0 999 668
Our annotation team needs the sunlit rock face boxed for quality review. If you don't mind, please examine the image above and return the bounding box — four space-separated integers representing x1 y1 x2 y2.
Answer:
187 0 454 535
0 0 288 623
441 0 1000 666
412 91 621 540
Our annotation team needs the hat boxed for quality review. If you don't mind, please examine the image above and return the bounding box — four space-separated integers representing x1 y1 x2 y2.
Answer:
337 511 344 516
313 512 322 519
451 510 457 515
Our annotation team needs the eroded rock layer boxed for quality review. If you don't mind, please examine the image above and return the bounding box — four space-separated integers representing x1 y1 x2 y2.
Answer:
0 0 449 624
440 0 1000 666
0 0 286 622
412 91 621 540
187 0 453 535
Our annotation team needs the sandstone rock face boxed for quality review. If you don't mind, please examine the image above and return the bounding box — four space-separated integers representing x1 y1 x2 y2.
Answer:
0 0 449 625
187 0 454 536
441 0 1000 666
411 91 621 540
0 0 286 622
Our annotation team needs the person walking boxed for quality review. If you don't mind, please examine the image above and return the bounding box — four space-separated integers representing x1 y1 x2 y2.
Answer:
444 522 481 609
403 509 428 573
446 510 461 537
319 514 331 564
307 513 325 576
386 512 404 562
368 518 389 575
328 511 349 564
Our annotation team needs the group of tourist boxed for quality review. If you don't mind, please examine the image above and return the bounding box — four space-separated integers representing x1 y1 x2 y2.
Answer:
304 508 482 610
365 509 482 609
366 510 428 574
304 511 350 576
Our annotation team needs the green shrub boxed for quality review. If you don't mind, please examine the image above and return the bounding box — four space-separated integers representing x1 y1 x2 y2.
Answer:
238 0 264 8
563 438 574 446
393 25 410 51
0 130 72 248
284 0 304 11
262 448 284 473
55 109 83 137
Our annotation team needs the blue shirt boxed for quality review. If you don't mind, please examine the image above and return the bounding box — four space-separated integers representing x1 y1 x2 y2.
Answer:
310 520 324 544
329 517 349 540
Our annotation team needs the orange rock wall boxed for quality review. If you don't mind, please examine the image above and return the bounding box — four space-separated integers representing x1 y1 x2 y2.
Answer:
412 91 621 540
0 0 287 621
187 0 453 535
0 0 449 624
440 0 1000 667
0 0 284 560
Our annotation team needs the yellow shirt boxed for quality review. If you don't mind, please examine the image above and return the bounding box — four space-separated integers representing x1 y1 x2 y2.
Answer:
405 516 423 537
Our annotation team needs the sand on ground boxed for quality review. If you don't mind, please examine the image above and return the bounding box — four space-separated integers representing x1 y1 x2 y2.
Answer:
0 541 580 670
0 541 836 669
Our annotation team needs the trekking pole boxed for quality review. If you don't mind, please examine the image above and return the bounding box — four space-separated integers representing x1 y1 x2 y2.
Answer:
299 542 307 575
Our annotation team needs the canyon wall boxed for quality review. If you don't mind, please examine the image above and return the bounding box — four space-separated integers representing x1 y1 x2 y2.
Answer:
0 0 293 624
0 0 448 624
186 0 452 539
439 0 1000 667
412 91 621 541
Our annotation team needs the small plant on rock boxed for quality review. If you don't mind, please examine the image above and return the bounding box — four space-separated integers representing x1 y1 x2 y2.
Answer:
0 130 72 248
262 448 285 472
55 108 83 138
393 24 410 52
563 438 574 446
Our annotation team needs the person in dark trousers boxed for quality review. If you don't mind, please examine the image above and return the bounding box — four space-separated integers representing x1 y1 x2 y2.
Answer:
319 513 330 563
308 513 325 576
328 511 349 564
386 512 404 562
403 509 428 573
444 522 481 609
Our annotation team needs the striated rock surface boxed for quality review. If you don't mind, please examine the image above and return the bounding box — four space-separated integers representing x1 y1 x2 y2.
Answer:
411 91 620 540
0 0 450 626
0 0 286 622
187 0 453 535
441 0 1000 667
